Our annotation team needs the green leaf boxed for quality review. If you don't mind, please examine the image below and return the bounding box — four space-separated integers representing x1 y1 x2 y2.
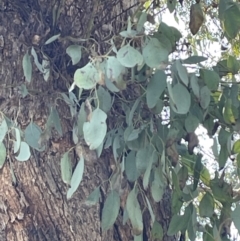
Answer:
172 169 181 196
167 214 185 236
125 151 139 182
142 38 169 68
199 86 211 109
83 108 107 150
220 1 240 40
218 128 231 146
200 69 220 91
233 140 240 154
126 188 143 235
203 225 214 241
199 192 214 217
189 74 200 99
85 187 101 206
223 98 236 124
67 156 84 199
61 152 72 185
19 84 29 98
22 52 32 82
77 103 87 137
146 70 167 109
185 113 199 133
74 63 99 90
187 205 197 241
151 167 165 202
170 83 191 114
167 0 176 13
128 97 141 126
171 190 183 215
183 56 207 64
219 146 228 168
176 60 189 86
105 78 120 92
143 151 157 190
13 128 21 153
15 141 31 161
66 45 82 65
0 142 6 168
137 12 147 32
31 47 43 72
101 190 120 230
155 22 181 53
97 86 112 113
145 196 155 223
117 45 143 68
134 234 143 241
136 146 153 174
227 55 240 74
151 99 163 114
0 117 8 142
193 155 202 191
231 204 240 234
47 108 63 136
42 55 50 81
151 221 163 240
44 33 60 45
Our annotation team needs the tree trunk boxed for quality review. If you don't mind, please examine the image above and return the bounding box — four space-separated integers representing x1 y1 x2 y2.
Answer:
0 1 176 240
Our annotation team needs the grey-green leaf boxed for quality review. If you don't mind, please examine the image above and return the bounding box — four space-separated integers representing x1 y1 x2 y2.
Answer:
146 70 167 108
200 86 211 109
67 156 84 199
0 118 8 142
126 189 143 235
170 83 191 114
15 141 31 161
61 152 72 185
142 38 169 68
22 52 32 82
117 45 143 68
0 142 6 168
83 108 107 150
85 187 101 206
101 190 120 230
66 45 82 65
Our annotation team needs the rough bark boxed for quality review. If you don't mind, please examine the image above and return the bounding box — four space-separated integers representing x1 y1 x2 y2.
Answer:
0 1 176 240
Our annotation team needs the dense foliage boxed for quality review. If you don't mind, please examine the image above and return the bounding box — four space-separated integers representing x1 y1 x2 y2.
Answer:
1 0 240 240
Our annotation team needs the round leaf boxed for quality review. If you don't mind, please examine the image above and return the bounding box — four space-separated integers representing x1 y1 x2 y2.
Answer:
117 45 143 68
74 63 99 90
106 56 125 81
15 141 31 161
142 38 169 68
185 114 200 133
170 83 191 114
24 122 45 152
83 108 107 150
66 45 82 65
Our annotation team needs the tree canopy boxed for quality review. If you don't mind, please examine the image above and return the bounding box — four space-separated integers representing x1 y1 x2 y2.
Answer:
1 0 240 240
